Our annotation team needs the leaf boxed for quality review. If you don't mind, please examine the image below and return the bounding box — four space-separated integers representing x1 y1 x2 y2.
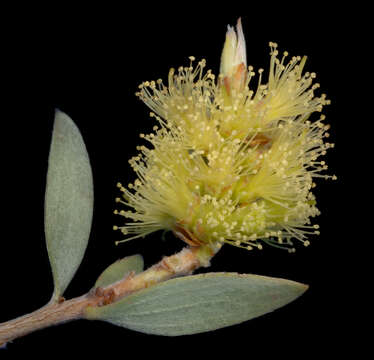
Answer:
85 272 308 336
44 110 94 299
95 255 144 288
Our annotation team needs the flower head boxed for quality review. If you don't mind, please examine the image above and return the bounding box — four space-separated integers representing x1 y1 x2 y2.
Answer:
114 20 335 253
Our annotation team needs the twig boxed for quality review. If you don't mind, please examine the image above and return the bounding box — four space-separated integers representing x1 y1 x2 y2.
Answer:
0 245 217 347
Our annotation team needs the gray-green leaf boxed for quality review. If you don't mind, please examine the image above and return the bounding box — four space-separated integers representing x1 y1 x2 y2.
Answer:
94 255 144 288
85 272 308 336
45 110 94 299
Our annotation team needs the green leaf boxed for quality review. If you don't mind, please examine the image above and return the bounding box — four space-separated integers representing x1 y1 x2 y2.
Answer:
45 110 94 299
85 272 308 336
95 255 144 288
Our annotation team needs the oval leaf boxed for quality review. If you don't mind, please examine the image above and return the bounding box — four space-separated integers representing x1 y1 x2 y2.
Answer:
85 272 308 336
45 110 94 298
95 255 144 288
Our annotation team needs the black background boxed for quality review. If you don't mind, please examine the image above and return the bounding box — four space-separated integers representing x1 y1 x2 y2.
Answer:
0 8 360 357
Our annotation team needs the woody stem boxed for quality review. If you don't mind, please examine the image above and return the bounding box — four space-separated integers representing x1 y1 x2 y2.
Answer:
0 244 218 347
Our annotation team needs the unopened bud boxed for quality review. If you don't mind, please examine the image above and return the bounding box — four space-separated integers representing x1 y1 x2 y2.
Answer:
220 18 247 94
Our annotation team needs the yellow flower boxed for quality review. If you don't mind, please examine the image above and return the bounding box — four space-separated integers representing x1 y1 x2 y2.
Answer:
114 20 336 252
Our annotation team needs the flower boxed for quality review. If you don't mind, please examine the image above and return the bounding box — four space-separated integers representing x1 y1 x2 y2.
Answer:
114 20 336 252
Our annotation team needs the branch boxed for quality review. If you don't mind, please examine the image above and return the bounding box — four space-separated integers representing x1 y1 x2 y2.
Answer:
0 245 217 347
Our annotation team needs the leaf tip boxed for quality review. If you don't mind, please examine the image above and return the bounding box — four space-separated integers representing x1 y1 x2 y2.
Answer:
300 282 309 294
53 108 71 127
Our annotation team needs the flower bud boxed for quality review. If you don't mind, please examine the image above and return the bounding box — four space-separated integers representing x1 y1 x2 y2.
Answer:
220 18 247 94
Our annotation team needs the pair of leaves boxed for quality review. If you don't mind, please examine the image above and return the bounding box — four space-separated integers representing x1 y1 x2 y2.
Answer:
44 110 308 336
86 253 307 336
86 269 308 336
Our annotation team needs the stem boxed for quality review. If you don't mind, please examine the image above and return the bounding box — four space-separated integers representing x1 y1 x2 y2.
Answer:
0 294 97 347
0 245 217 347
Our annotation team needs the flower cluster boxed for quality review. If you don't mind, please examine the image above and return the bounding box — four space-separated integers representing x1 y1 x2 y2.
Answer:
114 19 335 252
